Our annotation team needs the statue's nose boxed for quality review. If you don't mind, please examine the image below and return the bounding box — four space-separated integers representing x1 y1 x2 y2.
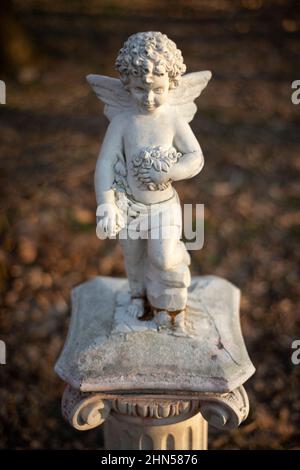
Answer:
145 90 154 103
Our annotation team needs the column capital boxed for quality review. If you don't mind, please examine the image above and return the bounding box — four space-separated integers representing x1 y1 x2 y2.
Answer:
61 384 249 431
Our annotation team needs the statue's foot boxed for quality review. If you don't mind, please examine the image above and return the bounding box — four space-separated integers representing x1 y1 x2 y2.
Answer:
127 298 145 320
155 311 170 328
155 309 186 334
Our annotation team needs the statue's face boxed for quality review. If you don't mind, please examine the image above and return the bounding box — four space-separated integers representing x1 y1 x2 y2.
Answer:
128 74 170 112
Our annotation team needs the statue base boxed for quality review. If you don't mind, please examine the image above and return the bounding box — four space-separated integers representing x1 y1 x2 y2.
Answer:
55 275 255 449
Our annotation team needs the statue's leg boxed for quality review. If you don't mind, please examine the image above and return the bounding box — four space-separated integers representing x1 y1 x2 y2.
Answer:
119 237 147 318
147 228 189 272
146 226 191 328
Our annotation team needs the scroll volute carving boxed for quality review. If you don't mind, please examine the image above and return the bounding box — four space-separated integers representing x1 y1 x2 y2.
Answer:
200 386 249 430
62 385 111 431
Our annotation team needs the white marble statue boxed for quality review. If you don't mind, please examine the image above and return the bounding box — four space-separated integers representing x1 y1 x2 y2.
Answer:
87 32 211 330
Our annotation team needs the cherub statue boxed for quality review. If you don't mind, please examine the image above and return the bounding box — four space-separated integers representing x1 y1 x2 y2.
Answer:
87 32 211 331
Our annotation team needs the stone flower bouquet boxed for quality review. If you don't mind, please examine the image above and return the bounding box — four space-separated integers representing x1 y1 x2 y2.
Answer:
132 146 182 191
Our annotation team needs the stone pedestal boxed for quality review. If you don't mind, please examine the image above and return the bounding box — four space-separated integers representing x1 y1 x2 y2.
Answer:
104 399 208 450
55 276 255 450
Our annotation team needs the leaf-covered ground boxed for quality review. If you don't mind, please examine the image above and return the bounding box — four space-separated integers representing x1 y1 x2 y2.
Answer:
0 0 299 449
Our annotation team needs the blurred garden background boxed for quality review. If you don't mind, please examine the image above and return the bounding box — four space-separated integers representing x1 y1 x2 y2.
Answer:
0 0 299 449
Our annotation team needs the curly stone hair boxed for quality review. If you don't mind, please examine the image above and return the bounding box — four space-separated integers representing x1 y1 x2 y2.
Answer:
115 32 186 89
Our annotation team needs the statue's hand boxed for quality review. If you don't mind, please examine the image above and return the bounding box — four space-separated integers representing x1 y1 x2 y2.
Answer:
96 203 124 239
138 167 170 186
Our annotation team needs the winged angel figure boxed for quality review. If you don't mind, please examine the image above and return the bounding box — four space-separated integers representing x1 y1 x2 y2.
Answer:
87 32 211 331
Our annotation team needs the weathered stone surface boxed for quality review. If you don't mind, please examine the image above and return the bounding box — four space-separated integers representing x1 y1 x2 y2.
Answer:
91 32 212 318
55 275 255 393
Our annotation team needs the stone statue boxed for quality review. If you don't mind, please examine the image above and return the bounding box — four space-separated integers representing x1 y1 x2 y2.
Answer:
87 31 211 331
55 32 255 450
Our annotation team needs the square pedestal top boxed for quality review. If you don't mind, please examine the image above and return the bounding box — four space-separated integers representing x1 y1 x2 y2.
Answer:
55 276 255 394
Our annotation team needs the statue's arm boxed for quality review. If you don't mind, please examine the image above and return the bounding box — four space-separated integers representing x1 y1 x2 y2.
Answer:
95 116 124 205
169 118 204 182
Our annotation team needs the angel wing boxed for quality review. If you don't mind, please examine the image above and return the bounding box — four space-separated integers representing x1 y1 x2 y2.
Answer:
86 74 132 121
169 71 212 123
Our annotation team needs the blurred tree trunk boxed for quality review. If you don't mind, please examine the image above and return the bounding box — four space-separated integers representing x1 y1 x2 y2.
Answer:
0 0 38 81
